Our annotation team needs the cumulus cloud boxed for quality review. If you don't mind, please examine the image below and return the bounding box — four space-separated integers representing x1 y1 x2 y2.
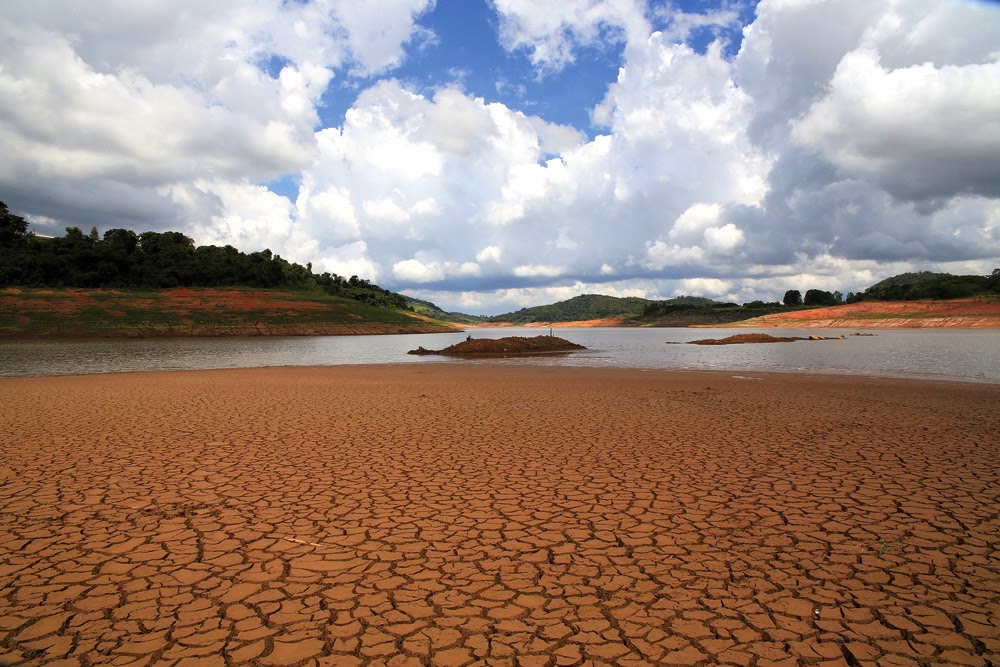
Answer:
0 0 432 243
492 0 649 73
791 49 1000 200
2 0 999 315
294 78 586 286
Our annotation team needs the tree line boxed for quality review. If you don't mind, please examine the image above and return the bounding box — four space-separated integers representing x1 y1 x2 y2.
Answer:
783 270 1000 306
0 202 408 310
781 289 843 307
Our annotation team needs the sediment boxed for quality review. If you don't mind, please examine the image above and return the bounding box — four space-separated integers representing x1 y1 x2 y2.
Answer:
1 365 998 665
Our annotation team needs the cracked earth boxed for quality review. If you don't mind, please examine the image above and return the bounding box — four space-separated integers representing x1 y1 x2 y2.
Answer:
0 365 998 666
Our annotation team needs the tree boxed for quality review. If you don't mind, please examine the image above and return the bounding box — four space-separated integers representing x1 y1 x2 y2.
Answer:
804 289 838 306
0 201 29 245
783 289 802 306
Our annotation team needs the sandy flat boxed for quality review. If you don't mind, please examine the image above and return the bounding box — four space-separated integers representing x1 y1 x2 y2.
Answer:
1 365 998 666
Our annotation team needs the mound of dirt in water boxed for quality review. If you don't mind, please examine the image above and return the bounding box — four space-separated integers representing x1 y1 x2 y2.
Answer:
409 335 586 357
688 333 807 345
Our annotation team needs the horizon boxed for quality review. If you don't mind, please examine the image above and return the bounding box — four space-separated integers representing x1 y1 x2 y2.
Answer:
2 1 999 316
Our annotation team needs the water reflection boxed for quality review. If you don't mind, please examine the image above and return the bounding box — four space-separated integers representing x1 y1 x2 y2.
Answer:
1 327 998 383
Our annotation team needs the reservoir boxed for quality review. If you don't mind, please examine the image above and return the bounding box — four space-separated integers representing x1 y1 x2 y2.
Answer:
2 327 998 383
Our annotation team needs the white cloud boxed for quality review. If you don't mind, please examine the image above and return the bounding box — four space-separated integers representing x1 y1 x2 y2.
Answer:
392 257 482 283
0 0 434 252
791 48 1000 200
513 264 566 278
492 0 649 73
316 241 380 281
703 223 745 254
675 278 733 299
644 242 705 270
477 246 503 263
2 0 1000 315
393 258 446 283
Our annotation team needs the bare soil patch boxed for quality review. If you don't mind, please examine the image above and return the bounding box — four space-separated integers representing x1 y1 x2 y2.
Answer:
689 333 806 345
1 366 997 665
409 334 586 357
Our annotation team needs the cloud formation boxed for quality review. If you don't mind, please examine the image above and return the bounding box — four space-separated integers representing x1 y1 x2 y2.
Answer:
1 0 999 314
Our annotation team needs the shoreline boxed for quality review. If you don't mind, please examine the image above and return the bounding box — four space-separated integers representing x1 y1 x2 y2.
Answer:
0 322 457 341
2 364 998 665
4 361 1000 387
4 356 1000 386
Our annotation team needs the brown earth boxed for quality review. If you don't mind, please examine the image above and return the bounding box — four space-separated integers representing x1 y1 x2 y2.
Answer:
689 333 807 345
409 335 586 357
1 365 998 666
729 298 1000 329
0 288 455 339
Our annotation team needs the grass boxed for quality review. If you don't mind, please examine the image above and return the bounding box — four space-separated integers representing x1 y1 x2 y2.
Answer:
0 287 447 337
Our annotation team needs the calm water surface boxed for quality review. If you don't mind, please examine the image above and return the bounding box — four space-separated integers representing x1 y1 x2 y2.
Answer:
2 327 999 383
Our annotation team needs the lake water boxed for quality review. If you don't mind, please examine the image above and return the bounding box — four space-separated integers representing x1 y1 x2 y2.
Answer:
2 327 999 383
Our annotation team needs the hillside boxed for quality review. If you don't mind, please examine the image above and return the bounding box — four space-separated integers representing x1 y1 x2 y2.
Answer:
727 298 1000 329
482 294 804 327
405 296 485 325
633 300 800 327
486 294 707 324
0 206 410 311
0 288 456 339
854 271 999 302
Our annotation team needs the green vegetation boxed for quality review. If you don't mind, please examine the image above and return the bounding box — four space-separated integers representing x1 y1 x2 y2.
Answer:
0 201 407 310
484 293 815 327
487 294 670 323
850 270 1000 302
0 288 444 338
636 299 802 326
405 297 485 324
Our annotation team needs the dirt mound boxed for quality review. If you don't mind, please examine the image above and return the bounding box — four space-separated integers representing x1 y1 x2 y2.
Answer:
409 335 586 357
689 333 807 345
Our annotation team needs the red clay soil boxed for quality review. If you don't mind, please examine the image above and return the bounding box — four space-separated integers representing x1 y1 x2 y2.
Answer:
0 288 455 338
736 298 1000 329
1 365 998 666
409 335 586 356
689 333 806 345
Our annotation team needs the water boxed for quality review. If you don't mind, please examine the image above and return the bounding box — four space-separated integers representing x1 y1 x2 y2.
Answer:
1 327 998 383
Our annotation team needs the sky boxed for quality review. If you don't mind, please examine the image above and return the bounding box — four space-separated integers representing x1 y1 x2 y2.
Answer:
1 1 999 315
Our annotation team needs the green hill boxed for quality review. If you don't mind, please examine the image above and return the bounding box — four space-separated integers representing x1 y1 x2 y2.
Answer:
854 270 1000 301
487 294 688 324
0 201 410 311
0 200 460 338
635 299 798 326
404 296 485 324
0 287 455 339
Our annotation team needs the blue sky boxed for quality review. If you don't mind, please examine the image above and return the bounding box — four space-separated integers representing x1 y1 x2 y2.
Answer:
2 1 999 314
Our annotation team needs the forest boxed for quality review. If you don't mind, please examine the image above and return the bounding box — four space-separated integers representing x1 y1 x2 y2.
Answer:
0 202 407 310
851 271 1000 301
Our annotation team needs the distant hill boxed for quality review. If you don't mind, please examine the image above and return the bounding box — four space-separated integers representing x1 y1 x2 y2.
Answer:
405 296 484 324
634 299 797 326
487 294 662 324
853 270 1000 301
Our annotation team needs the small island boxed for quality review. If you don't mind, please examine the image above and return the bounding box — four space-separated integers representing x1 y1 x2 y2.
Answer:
688 333 846 345
409 335 586 357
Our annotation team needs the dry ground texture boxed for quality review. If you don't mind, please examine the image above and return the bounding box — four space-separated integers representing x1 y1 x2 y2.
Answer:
1 365 998 667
